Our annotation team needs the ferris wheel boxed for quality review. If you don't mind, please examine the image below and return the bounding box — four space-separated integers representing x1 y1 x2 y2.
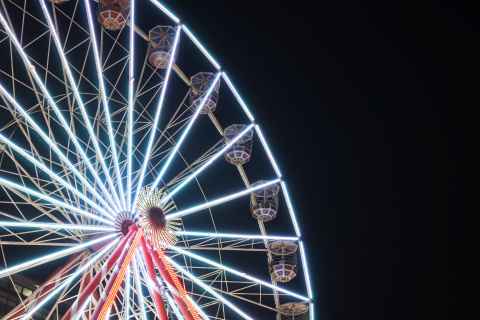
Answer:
0 1 314 319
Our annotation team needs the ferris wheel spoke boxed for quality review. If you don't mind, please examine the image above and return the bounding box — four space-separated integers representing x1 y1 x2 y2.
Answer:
0 233 116 279
38 0 123 210
132 256 149 320
0 132 116 219
174 231 299 242
133 25 181 210
166 256 254 320
165 124 255 201
165 179 281 220
0 176 114 225
169 246 310 302
21 237 119 319
0 220 115 232
150 72 222 191
83 0 126 211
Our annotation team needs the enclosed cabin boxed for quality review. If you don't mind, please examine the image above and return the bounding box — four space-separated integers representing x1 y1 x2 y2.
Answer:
224 124 254 165
98 0 130 31
250 180 280 222
269 240 298 283
148 26 176 69
277 302 309 320
189 72 220 114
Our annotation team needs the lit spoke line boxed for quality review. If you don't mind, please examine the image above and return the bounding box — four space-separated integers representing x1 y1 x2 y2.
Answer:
148 0 180 24
150 72 222 191
132 25 181 209
165 179 281 220
83 0 126 210
0 233 117 279
164 290 185 320
0 133 115 219
255 125 282 178
221 72 255 122
0 84 117 215
166 256 254 320
299 241 314 301
169 246 310 302
174 231 298 241
0 11 121 213
281 181 302 237
38 0 122 208
0 221 115 232
163 124 255 202
132 256 148 320
0 177 114 225
20 238 119 320
127 0 136 211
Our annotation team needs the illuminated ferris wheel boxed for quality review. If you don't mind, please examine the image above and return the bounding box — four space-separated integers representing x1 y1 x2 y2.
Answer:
0 1 313 319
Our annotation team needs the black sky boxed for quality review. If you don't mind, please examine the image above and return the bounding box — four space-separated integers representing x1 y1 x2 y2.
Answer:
161 0 468 319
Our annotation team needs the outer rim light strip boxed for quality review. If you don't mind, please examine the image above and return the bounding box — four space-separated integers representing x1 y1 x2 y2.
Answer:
127 0 136 211
133 25 181 209
166 257 254 320
20 239 118 320
0 233 117 279
174 231 298 241
0 177 114 226
221 72 255 122
0 83 118 214
0 11 121 213
39 0 123 208
181 25 221 70
255 125 282 178
148 0 180 24
300 241 313 299
166 179 281 220
132 256 149 320
0 133 115 219
310 302 315 320
83 0 126 210
0 221 115 232
281 181 302 237
151 72 222 191
170 246 309 302
164 124 255 202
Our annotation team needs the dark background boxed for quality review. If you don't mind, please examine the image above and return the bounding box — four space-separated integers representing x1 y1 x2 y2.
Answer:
163 0 468 319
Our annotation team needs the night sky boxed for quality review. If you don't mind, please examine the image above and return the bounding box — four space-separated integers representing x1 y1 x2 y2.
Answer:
162 1 467 319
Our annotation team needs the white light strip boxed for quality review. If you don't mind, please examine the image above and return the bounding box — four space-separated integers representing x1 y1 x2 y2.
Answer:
165 291 185 320
299 241 313 300
127 0 136 211
21 239 118 320
0 177 114 226
185 294 210 320
0 83 117 214
0 11 121 213
221 72 255 122
39 0 122 208
0 233 117 279
166 256 254 320
281 181 302 237
0 133 115 219
164 124 255 202
175 231 298 241
166 179 280 220
133 26 182 208
170 246 310 302
182 25 221 70
0 221 115 232
151 72 222 191
310 302 315 320
255 125 282 178
83 0 126 210
133 256 148 320
148 0 180 24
